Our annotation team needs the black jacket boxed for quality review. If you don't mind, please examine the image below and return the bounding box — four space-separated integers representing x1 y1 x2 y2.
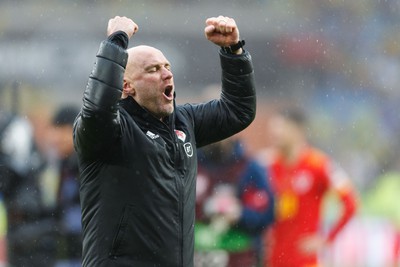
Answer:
74 38 256 267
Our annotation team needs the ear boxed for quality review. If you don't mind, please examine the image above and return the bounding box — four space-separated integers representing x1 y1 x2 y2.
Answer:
122 79 135 97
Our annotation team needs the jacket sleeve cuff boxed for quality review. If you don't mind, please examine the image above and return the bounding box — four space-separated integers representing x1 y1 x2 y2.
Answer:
107 31 129 49
219 50 253 76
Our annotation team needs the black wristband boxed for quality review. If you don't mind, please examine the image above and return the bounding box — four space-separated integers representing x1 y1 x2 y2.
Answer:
221 40 245 54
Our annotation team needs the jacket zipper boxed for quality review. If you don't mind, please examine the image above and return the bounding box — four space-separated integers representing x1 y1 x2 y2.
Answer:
176 140 184 267
170 128 184 267
165 114 184 266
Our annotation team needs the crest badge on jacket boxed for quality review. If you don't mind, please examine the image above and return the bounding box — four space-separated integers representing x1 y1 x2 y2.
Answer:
174 129 186 142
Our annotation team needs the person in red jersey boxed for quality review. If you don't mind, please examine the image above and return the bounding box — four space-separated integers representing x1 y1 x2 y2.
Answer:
263 107 358 267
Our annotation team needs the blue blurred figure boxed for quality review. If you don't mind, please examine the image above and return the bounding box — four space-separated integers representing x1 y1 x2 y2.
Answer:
195 136 274 267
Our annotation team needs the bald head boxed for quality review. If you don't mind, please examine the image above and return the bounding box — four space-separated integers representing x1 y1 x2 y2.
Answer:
126 45 159 64
125 45 166 79
121 45 174 119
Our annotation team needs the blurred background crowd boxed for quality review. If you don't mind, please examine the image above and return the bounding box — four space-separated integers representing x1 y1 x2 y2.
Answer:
1 0 400 266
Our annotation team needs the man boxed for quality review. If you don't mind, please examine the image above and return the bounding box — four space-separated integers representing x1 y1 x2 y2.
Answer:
73 15 256 267
0 110 59 266
195 137 274 267
50 105 82 267
263 107 358 267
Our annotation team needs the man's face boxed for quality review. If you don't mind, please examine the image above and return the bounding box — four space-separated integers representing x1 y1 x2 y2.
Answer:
124 46 175 120
267 115 300 150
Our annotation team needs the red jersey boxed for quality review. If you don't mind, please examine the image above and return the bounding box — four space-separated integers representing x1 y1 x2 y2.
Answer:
265 147 354 267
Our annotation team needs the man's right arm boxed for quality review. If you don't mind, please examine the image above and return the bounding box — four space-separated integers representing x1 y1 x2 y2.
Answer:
73 16 138 159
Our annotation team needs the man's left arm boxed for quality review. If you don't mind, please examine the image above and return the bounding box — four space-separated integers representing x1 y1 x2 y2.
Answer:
192 16 256 147
325 163 358 243
298 161 358 255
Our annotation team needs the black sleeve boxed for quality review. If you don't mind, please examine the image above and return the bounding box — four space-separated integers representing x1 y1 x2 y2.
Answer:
107 31 129 49
73 36 128 159
190 50 256 147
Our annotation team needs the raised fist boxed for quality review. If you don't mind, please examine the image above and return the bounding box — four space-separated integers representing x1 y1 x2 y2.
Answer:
107 16 138 39
204 15 240 47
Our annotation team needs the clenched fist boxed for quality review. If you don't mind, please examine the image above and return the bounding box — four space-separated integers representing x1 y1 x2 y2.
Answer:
107 16 138 39
204 15 241 51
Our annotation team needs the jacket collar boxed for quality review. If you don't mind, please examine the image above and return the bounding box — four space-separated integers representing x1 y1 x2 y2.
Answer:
119 96 148 118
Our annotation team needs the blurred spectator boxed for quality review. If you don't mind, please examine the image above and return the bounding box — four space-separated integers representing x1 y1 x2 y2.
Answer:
194 136 274 267
0 109 59 266
262 107 358 267
0 104 81 267
49 105 81 267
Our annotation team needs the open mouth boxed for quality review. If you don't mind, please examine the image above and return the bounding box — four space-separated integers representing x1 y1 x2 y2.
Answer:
164 85 173 98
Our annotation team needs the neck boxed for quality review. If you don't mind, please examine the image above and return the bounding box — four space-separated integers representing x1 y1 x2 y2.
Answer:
281 141 307 165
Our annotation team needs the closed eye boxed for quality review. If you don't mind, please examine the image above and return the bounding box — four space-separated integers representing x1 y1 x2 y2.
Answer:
147 67 157 73
146 64 171 73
